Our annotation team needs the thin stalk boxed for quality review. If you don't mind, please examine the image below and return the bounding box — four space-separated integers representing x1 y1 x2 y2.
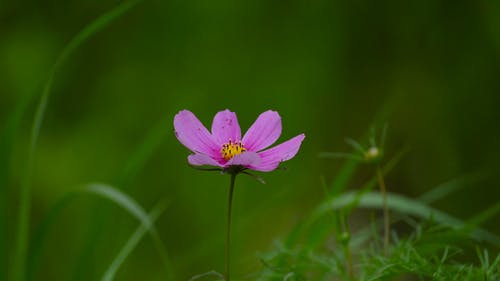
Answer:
339 211 354 281
225 173 237 281
376 166 390 255
344 245 354 281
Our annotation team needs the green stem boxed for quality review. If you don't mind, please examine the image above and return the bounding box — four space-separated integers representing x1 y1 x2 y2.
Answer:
376 166 390 255
344 244 354 281
339 212 354 280
225 173 237 281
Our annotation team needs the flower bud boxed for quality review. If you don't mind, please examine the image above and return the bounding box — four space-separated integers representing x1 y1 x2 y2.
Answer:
364 146 383 163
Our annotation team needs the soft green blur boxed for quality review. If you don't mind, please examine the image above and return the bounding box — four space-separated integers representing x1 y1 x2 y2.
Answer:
1 0 500 280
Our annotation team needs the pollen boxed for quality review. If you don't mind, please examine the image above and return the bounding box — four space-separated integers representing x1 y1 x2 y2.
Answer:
221 140 246 161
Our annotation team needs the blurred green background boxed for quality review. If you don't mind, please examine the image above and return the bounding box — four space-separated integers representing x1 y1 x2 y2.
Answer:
1 0 500 280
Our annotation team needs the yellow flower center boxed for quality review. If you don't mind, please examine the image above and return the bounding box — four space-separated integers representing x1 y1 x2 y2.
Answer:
221 140 246 161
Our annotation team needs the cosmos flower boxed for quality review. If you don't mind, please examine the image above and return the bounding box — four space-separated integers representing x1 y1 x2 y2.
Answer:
174 109 305 172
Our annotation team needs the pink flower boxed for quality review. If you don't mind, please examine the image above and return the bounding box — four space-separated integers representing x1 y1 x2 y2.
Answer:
174 109 305 172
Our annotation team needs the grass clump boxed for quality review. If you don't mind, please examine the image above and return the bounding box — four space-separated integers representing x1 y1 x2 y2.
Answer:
254 138 499 281
257 220 499 281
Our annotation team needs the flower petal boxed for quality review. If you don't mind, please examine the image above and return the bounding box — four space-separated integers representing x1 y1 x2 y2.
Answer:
225 151 261 167
211 109 242 145
174 110 219 156
251 134 305 172
188 153 223 167
242 110 282 151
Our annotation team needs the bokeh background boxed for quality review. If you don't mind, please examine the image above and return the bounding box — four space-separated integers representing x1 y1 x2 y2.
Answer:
2 0 500 280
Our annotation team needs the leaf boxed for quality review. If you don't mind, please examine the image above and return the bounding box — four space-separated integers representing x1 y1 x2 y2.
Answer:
314 191 500 247
27 183 173 280
189 270 225 281
85 183 154 228
27 193 78 281
83 183 175 279
101 202 167 281
348 172 493 249
300 148 407 250
11 1 142 280
418 172 489 203
317 192 459 224
115 117 170 188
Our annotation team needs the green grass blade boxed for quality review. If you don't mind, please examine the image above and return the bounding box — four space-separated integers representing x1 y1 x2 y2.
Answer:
188 271 225 281
329 159 359 196
315 191 500 247
288 139 365 248
85 183 153 229
115 117 170 188
349 172 494 249
26 193 77 281
84 183 174 279
318 192 460 225
290 101 396 250
301 148 407 250
461 202 500 246
83 183 175 278
27 183 173 280
0 98 34 281
1 85 39 281
71 120 172 280
418 172 489 203
101 202 166 281
71 97 200 279
10 1 142 280
467 201 500 227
